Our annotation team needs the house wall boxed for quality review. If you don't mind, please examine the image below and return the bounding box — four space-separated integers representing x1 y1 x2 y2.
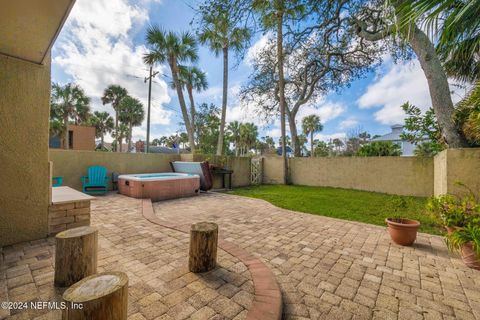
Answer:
263 156 434 196
0 54 51 246
68 125 96 150
49 149 181 191
434 148 480 197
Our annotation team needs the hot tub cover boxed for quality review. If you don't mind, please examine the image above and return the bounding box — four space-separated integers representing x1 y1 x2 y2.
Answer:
170 161 213 191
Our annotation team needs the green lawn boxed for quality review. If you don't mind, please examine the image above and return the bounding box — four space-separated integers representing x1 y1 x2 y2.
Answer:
228 185 443 235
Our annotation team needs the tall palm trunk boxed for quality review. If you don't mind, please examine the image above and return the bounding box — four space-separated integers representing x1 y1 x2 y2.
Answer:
114 110 119 152
310 131 314 157
277 7 288 184
407 24 468 147
217 46 229 155
169 57 196 152
101 134 104 149
127 123 133 152
187 85 196 135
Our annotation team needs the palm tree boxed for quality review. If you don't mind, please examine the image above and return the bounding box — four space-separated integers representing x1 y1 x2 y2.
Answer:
112 123 129 152
101 85 128 152
179 132 189 149
118 96 145 152
174 66 208 134
197 0 251 155
51 83 90 149
144 26 198 153
239 122 258 156
227 121 241 156
89 111 114 150
302 115 323 157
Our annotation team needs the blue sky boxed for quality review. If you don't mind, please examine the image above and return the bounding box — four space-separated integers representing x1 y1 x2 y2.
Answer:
51 0 462 144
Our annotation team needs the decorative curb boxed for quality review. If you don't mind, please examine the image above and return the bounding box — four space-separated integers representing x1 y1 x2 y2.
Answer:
141 198 282 320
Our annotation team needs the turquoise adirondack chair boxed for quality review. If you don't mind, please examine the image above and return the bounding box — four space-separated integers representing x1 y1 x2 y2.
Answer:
52 176 63 187
81 166 109 195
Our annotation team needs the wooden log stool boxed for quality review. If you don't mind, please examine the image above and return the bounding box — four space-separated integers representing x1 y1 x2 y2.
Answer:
55 226 98 287
62 271 128 320
189 222 218 273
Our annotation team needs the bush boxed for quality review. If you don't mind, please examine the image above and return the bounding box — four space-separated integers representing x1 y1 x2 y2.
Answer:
357 141 401 156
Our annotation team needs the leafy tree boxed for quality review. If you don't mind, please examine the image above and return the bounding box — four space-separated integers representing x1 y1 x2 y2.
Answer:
314 140 331 157
243 1 379 157
456 82 480 145
400 102 445 156
151 138 161 146
174 66 208 134
344 129 371 156
394 0 479 82
118 96 145 152
227 121 241 156
144 27 198 152
195 103 227 154
111 123 129 152
101 85 128 152
50 83 91 149
302 115 323 157
354 0 468 148
89 111 114 150
238 122 258 156
196 0 252 155
414 142 437 157
357 141 402 156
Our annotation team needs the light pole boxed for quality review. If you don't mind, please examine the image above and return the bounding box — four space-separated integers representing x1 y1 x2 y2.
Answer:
144 66 159 153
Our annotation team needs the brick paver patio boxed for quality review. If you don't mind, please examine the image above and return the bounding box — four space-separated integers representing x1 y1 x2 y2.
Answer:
0 195 254 320
1 192 480 319
152 192 480 320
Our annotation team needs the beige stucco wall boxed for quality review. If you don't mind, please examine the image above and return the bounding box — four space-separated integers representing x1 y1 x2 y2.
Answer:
191 154 251 188
262 156 285 184
263 156 434 196
434 148 480 196
49 150 181 191
0 55 51 246
67 125 96 150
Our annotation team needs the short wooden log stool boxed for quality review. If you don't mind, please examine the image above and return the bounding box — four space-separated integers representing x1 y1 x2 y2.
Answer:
189 222 218 273
55 226 98 287
62 271 128 320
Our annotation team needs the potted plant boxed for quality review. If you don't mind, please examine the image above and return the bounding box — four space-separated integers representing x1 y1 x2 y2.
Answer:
385 197 421 246
446 224 480 269
427 188 480 269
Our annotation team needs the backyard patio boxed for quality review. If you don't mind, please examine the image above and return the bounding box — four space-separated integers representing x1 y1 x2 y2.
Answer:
2 192 479 319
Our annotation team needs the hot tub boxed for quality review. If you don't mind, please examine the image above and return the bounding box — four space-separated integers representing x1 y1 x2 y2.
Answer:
118 173 200 201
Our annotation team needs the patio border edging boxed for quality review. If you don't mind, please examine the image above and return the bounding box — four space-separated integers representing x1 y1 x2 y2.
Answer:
141 198 282 320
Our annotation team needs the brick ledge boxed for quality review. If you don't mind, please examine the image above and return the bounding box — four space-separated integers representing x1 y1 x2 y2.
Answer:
141 198 282 320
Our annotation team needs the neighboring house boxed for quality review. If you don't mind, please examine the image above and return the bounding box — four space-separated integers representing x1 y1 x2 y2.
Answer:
49 125 96 151
371 124 417 156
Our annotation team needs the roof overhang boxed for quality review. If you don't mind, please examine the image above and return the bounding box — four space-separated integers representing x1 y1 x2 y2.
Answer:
0 0 76 65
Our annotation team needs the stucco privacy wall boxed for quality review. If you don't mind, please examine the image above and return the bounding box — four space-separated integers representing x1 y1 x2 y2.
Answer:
0 55 51 246
434 148 480 196
49 150 181 191
263 156 434 196
190 154 252 188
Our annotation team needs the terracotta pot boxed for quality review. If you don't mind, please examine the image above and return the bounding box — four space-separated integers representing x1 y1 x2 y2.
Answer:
461 242 480 270
385 218 420 246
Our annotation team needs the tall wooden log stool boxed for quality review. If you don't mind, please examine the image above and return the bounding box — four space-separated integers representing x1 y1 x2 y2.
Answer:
189 222 218 273
62 271 128 320
55 226 98 287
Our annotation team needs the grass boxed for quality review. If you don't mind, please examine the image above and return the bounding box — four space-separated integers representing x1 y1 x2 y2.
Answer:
228 185 443 235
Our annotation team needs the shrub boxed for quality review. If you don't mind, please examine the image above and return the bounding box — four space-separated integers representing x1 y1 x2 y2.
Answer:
357 141 401 156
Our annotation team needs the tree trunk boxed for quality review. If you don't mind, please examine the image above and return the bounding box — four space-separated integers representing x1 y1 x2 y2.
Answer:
407 25 468 148
189 222 218 273
119 137 123 153
287 111 301 157
62 271 128 320
100 135 104 149
170 58 195 152
128 123 132 152
217 46 229 156
115 110 119 152
187 85 196 137
54 226 98 287
311 132 314 157
277 8 288 184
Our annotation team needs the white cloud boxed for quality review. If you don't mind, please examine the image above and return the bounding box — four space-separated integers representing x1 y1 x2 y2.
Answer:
314 132 346 142
245 34 271 66
53 0 173 141
296 99 346 124
357 59 466 125
339 117 359 129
